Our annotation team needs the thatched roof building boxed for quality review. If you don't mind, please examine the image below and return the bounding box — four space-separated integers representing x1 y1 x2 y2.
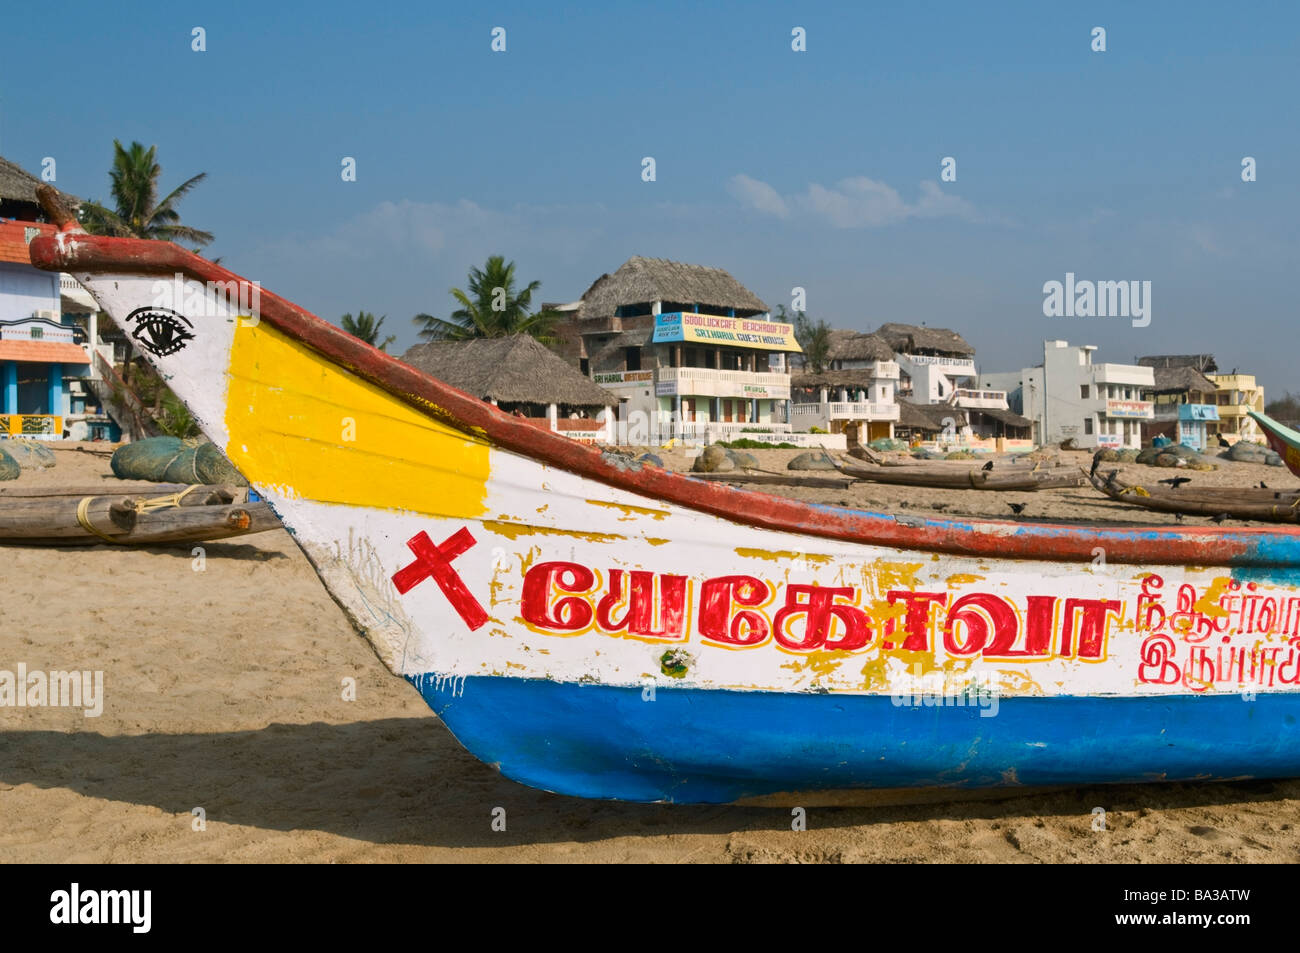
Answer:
897 399 967 433
792 369 890 390
827 330 893 363
0 155 81 220
402 335 617 409
1138 354 1218 374
875 322 974 357
1148 365 1217 396
576 256 768 321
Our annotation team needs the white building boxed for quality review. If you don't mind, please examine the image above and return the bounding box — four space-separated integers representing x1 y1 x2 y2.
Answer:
982 340 1154 449
556 256 804 444
790 330 900 442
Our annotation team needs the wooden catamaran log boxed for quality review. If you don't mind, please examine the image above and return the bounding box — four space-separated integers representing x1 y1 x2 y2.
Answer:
839 462 1085 491
0 483 244 503
0 487 277 544
1087 469 1300 523
0 496 136 539
688 472 859 489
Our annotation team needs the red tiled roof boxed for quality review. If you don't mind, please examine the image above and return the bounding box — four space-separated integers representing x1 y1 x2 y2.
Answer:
0 220 56 265
0 340 90 364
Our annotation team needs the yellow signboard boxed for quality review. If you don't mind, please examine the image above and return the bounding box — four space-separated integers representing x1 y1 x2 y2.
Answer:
652 312 802 353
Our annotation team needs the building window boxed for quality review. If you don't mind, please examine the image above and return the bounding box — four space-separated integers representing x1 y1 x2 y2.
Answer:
579 358 589 375
624 347 640 372
1080 384 1089 399
1084 417 1093 435
30 327 43 339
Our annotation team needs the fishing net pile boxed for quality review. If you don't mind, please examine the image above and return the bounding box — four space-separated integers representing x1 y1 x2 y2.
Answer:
0 439 57 480
0 446 20 481
110 436 248 485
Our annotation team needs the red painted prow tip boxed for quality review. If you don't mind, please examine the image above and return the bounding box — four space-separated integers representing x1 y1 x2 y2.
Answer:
35 184 85 234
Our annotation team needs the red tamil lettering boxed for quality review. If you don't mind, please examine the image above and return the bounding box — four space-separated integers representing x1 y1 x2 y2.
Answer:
1183 646 1216 692
943 593 1016 657
698 575 770 646
1279 638 1300 684
595 569 688 640
1137 634 1181 684
1060 598 1118 659
520 561 595 631
883 590 946 651
772 585 871 651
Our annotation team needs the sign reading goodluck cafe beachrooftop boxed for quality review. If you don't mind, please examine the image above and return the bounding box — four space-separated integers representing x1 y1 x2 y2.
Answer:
652 313 802 352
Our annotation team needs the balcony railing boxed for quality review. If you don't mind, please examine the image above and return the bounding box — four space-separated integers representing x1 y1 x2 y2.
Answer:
791 401 900 423
657 366 791 399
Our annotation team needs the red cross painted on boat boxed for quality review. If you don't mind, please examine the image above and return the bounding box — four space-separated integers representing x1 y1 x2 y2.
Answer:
392 526 489 631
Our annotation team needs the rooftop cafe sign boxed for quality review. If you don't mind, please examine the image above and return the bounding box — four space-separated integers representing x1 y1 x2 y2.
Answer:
652 312 802 353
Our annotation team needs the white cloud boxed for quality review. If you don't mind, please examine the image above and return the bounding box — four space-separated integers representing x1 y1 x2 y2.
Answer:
730 173 979 228
727 174 790 218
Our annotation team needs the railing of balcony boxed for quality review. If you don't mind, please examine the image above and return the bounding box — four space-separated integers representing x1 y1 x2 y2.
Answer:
952 388 1007 402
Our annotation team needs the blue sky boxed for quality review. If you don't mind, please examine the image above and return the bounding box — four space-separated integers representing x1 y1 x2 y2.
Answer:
3 1 1297 390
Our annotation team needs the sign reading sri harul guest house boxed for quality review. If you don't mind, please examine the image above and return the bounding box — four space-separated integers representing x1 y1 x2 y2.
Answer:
651 313 801 352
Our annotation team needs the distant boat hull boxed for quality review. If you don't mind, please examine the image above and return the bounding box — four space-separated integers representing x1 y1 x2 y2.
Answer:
841 461 1085 491
1252 411 1300 480
1087 469 1300 523
29 214 1300 803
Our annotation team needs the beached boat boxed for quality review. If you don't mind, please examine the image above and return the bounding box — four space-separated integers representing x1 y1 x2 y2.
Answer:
1087 469 1300 523
839 461 1085 491
1251 411 1300 479
30 187 1300 803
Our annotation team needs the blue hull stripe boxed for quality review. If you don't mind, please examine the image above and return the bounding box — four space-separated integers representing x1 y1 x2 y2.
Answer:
409 675 1300 803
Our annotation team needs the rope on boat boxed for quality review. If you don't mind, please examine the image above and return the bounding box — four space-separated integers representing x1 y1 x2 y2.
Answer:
75 485 203 543
74 496 123 544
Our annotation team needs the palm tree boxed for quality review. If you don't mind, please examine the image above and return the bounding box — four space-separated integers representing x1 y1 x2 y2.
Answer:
413 255 558 343
340 310 395 351
779 305 832 373
80 140 213 247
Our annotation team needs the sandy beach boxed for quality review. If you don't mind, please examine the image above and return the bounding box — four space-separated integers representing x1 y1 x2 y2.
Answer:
3 443 1299 863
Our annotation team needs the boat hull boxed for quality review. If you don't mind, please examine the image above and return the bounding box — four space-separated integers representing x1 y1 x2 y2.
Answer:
27 219 1300 803
416 676 1300 803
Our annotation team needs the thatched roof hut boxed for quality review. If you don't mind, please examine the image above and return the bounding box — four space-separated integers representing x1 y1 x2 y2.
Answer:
896 399 968 433
402 335 617 408
792 368 890 391
875 322 974 357
576 256 768 320
1138 353 1219 374
827 330 894 363
1148 365 1217 396
0 155 81 220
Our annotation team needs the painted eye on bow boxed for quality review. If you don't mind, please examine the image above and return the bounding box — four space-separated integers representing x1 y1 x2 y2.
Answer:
125 307 195 357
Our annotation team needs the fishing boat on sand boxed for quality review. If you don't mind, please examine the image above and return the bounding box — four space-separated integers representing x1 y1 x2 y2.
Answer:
839 461 1085 492
29 186 1300 803
1086 468 1300 524
1251 411 1300 480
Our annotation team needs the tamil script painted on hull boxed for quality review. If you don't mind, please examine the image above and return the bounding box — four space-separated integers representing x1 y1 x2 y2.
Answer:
518 561 1119 661
506 562 1300 694
1137 573 1300 691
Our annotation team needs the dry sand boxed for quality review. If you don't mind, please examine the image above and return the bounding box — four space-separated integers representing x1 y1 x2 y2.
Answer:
2 443 1299 863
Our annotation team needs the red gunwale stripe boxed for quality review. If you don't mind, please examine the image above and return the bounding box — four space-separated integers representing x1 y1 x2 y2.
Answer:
30 230 1284 567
